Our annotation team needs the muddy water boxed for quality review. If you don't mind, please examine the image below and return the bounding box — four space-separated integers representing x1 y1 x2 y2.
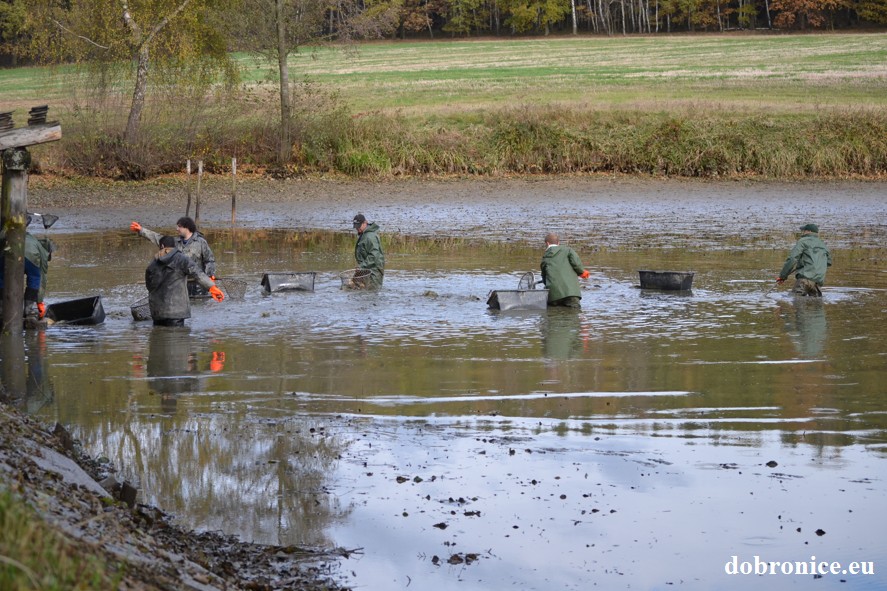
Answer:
13 185 887 590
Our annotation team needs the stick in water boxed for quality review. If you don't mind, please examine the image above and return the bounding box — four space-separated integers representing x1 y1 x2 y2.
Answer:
195 160 203 226
231 156 237 225
185 159 192 217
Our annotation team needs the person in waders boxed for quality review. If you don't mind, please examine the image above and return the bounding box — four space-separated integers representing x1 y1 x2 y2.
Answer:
777 223 832 297
0 215 54 327
131 217 216 297
541 233 589 308
145 235 224 327
352 214 385 289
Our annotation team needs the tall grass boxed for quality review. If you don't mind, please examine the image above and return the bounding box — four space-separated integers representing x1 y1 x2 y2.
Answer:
31 95 887 180
0 489 121 590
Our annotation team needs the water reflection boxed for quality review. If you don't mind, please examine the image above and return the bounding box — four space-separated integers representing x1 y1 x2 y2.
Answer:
541 309 590 360
147 327 198 413
775 297 827 359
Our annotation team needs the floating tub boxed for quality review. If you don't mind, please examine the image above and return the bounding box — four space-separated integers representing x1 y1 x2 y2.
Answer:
638 270 694 291
46 296 105 325
261 272 316 293
487 289 549 311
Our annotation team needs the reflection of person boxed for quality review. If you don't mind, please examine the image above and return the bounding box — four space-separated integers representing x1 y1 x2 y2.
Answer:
23 331 54 414
145 235 223 327
147 327 199 413
0 217 53 324
777 298 827 358
777 223 832 297
352 214 385 289
131 217 216 296
540 233 589 308
543 309 586 360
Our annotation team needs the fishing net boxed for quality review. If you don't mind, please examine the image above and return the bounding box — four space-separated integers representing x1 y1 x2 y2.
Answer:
518 271 537 290
130 296 151 321
339 268 373 289
216 277 248 300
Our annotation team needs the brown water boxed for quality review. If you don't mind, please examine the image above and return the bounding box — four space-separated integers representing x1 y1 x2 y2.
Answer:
12 182 887 590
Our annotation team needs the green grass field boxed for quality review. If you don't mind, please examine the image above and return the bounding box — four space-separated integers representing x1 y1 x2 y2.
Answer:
2 34 886 179
3 34 887 115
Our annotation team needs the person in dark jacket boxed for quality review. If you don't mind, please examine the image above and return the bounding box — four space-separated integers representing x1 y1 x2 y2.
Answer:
540 233 589 308
352 214 385 289
145 236 224 327
777 223 832 297
131 217 216 296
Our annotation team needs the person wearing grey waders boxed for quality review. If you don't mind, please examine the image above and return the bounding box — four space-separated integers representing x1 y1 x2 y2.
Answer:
352 214 385 289
777 223 832 297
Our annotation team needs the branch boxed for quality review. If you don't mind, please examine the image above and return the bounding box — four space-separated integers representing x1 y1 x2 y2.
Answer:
120 0 143 43
145 0 195 47
51 18 110 50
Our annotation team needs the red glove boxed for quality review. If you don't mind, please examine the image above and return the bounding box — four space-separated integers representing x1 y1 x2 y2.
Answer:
37 302 46 319
579 270 590 279
130 221 142 232
209 285 224 302
776 277 785 285
210 352 226 373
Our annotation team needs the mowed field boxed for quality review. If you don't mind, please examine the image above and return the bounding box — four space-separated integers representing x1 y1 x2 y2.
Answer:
247 34 887 113
3 33 887 115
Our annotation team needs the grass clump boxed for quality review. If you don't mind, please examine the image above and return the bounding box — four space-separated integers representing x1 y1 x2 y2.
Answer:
0 489 121 591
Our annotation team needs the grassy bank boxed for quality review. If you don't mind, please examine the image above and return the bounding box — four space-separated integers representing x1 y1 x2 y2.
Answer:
0 490 121 590
4 34 887 179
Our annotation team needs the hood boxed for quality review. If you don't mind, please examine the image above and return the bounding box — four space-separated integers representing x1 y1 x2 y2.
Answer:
362 222 380 235
154 247 177 262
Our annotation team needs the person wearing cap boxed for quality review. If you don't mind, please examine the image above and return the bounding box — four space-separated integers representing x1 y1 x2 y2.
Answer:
541 233 589 308
145 235 224 327
352 214 385 289
130 217 216 296
777 223 832 297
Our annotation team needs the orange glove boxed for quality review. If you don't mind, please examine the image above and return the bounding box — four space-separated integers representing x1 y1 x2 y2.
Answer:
210 351 226 373
208 285 224 302
210 275 216 281
37 302 46 319
130 221 142 232
579 270 590 279
776 277 785 285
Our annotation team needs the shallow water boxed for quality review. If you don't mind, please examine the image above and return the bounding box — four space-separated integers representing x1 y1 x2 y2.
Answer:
10 190 887 590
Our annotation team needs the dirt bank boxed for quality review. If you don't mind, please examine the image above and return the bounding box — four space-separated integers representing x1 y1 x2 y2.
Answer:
0 401 351 591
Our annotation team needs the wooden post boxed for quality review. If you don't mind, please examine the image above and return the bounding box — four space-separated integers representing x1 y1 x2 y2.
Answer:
230 157 237 225
1 147 30 336
195 159 203 226
185 159 192 217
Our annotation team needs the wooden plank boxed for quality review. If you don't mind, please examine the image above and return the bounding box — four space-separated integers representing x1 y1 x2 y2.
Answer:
0 123 62 150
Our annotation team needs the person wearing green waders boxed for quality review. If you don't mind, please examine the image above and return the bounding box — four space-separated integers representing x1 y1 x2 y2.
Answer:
352 214 385 289
777 223 832 297
541 233 589 308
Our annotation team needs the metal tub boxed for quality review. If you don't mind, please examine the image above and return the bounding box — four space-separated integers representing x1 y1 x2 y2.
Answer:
487 289 549 311
46 296 106 325
638 270 694 291
261 272 316 293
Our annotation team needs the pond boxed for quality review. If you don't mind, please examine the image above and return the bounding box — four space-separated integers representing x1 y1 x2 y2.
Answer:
13 180 887 590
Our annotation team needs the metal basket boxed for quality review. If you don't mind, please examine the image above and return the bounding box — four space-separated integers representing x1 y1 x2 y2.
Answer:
339 268 373 289
518 271 537 290
215 277 248 300
131 296 151 321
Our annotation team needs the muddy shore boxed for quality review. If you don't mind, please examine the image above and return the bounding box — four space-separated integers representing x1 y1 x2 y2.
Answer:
29 175 887 250
0 402 350 591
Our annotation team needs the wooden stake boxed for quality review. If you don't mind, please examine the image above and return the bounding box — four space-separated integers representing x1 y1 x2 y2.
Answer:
1 148 29 336
195 159 203 225
230 157 237 225
185 159 192 217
